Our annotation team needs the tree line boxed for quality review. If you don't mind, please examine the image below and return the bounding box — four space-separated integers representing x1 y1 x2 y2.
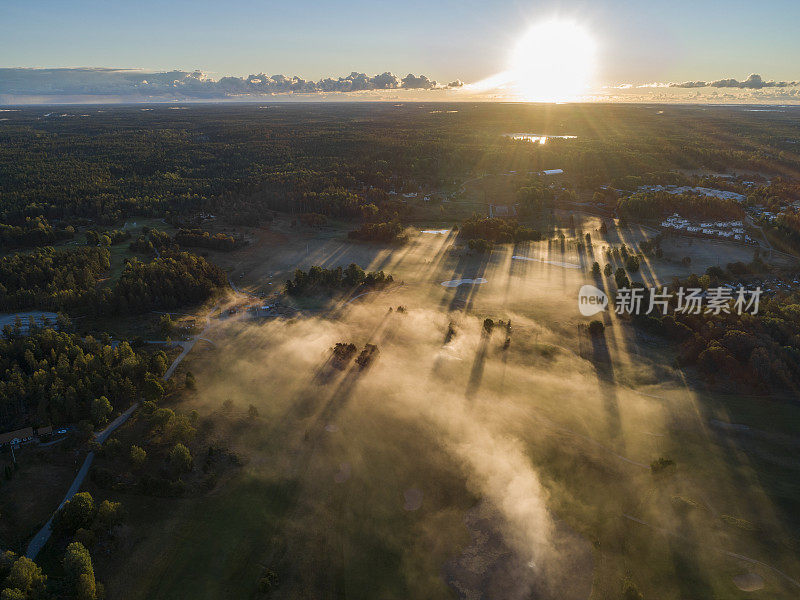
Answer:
0 246 227 315
0 326 169 431
285 264 393 296
617 191 745 221
347 221 405 243
459 216 542 243
0 216 74 250
174 228 244 252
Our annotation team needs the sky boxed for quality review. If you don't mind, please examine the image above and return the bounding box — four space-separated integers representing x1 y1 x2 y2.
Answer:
1 0 799 102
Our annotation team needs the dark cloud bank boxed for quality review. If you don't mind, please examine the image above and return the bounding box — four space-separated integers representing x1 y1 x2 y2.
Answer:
1 67 794 103
0 67 464 101
670 73 798 89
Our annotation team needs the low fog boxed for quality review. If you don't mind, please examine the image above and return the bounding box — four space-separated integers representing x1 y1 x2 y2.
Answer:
149 230 800 598
172 292 668 598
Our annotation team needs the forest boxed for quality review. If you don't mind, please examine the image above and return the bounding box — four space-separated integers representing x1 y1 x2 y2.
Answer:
0 216 74 250
1 104 800 232
459 215 542 243
285 264 393 296
0 325 169 430
0 246 226 315
626 270 800 393
0 247 110 312
618 190 746 220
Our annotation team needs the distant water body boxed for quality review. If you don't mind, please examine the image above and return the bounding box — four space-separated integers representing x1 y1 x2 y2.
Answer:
504 133 578 144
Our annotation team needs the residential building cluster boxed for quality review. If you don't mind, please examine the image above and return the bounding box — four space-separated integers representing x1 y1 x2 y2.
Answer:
660 213 754 243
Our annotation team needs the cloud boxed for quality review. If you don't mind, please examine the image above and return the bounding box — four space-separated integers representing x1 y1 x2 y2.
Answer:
400 73 437 89
670 73 798 89
0 67 443 100
669 80 707 88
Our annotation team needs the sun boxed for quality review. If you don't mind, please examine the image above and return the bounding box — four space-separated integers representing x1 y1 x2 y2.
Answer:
508 19 597 101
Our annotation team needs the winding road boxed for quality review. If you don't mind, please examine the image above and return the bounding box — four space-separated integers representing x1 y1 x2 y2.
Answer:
25 404 138 558
25 308 218 559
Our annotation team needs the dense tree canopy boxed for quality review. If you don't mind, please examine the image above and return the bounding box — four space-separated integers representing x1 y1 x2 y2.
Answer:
459 216 541 243
0 327 169 430
285 264 392 296
0 247 225 315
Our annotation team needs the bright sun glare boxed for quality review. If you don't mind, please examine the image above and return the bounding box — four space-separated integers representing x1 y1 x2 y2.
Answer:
509 19 597 101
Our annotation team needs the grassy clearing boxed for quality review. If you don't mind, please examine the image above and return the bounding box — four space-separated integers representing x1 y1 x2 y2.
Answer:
0 443 82 554
105 474 296 600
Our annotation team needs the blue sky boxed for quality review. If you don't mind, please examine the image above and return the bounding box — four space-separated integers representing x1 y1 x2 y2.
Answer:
2 0 799 85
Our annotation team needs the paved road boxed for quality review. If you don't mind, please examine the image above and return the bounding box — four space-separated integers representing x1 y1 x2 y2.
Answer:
161 305 217 381
25 302 221 559
25 452 96 559
25 403 138 558
228 275 260 298
163 341 196 381
0 312 59 333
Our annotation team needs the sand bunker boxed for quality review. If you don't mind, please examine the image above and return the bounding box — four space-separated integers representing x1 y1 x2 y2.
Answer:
512 255 581 269
441 278 488 287
422 229 449 234
733 572 764 592
403 488 424 511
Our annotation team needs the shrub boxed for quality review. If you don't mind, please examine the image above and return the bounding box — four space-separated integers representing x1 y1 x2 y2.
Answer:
588 320 605 337
650 457 676 474
130 445 147 469
53 492 95 538
169 443 193 473
625 255 641 272
614 268 630 289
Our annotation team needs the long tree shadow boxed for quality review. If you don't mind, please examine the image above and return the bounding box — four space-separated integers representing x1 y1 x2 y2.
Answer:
504 241 529 304
309 308 402 437
668 535 715 599
439 247 492 313
588 327 623 441
465 325 493 399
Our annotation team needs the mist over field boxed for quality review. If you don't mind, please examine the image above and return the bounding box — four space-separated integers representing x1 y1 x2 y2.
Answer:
124 224 799 599
3 98 800 600
180 302 585 597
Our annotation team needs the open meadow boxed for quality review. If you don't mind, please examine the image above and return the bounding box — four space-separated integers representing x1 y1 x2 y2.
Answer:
92 221 800 600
